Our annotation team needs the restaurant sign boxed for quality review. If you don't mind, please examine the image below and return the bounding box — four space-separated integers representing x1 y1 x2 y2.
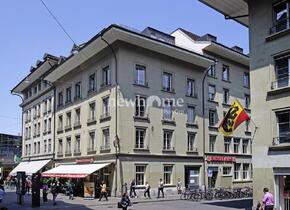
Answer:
207 156 236 163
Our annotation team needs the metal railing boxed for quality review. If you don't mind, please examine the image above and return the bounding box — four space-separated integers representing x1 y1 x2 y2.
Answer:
271 72 290 90
100 144 110 151
270 17 290 34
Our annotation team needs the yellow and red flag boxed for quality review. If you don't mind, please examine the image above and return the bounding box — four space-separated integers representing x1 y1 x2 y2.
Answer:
218 99 250 136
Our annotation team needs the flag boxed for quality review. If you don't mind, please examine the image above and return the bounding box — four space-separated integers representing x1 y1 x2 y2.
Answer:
219 99 250 136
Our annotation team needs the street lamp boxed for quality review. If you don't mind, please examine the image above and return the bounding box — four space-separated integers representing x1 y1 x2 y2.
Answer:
202 61 217 192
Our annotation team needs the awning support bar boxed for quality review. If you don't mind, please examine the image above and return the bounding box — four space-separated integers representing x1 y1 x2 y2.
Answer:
225 14 249 20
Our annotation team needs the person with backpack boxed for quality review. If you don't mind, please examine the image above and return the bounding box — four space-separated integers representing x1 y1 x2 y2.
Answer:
144 181 151 199
129 178 136 198
157 178 164 198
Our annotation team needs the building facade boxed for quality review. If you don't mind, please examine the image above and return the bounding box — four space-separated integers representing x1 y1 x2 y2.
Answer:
200 0 290 209
0 133 21 178
13 24 252 196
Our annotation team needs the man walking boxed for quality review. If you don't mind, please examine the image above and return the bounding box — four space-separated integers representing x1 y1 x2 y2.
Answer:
157 178 164 198
144 181 151 199
129 178 136 198
262 188 274 210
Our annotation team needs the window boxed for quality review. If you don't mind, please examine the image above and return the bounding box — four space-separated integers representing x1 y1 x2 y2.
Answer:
187 106 196 124
48 118 51 132
135 128 146 149
162 72 173 91
223 166 232 176
222 65 229 81
224 137 231 153
102 97 110 117
245 94 250 109
75 108 81 125
272 1 290 33
233 138 240 153
34 86 37 94
88 74 96 92
209 135 216 152
65 87 72 103
37 142 40 154
208 65 216 77
242 139 249 154
89 102 96 121
164 165 173 185
89 131 95 151
102 128 110 149
48 98 52 112
163 130 173 150
245 119 250 132
242 164 250 180
58 139 63 154
135 96 146 117
135 165 146 186
48 139 51 152
102 66 111 87
38 83 42 91
58 115 63 130
135 65 146 85
75 82 81 99
75 135 81 153
209 110 216 126
234 163 241 180
276 110 290 144
187 132 196 151
66 137 71 153
223 89 229 104
43 120 47 133
44 140 47 153
243 72 250 88
163 100 173 120
186 79 196 97
34 142 36 154
37 122 40 136
274 56 290 89
208 85 216 101
58 91 63 106
66 112 71 128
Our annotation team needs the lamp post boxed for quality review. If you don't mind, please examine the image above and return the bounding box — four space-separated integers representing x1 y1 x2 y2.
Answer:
202 62 217 191
100 35 119 197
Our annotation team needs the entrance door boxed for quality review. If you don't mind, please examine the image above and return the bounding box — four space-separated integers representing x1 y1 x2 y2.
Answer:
184 167 200 190
208 167 218 188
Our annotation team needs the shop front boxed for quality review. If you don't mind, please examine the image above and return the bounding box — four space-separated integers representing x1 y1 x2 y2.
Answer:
42 161 114 199
274 168 290 210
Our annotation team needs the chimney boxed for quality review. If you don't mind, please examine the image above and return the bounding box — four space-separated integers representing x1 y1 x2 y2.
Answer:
231 46 244 53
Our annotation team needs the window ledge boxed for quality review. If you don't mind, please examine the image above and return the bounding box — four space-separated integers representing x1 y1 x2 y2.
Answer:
133 83 149 88
162 149 176 153
74 124 82 130
185 94 198 99
186 150 198 155
222 175 233 177
161 89 175 94
245 131 252 136
208 126 219 131
100 115 111 123
134 116 150 123
162 119 176 126
207 75 217 79
222 79 231 84
269 143 290 151
233 179 252 183
186 123 198 129
266 28 290 42
207 100 219 105
268 86 290 95
245 108 251 113
222 103 231 108
133 148 150 152
87 119 97 126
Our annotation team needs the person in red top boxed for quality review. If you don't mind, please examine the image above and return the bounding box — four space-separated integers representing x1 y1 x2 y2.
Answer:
262 188 274 210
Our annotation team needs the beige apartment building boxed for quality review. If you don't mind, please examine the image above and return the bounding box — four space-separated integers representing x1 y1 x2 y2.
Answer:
12 24 252 196
200 0 290 209
10 54 59 175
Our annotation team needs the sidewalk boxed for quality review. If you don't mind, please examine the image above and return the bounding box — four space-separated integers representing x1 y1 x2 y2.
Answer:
0 189 181 210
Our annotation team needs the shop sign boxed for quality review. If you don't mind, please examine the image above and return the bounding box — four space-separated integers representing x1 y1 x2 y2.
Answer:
207 156 236 162
75 158 94 164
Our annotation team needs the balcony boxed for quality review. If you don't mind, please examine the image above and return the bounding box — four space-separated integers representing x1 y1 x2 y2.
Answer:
271 73 290 91
100 144 110 153
100 112 111 123
87 147 96 154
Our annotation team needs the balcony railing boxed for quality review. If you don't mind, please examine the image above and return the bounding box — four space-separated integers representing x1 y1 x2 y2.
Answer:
100 144 110 151
271 73 290 90
273 133 290 145
270 17 290 35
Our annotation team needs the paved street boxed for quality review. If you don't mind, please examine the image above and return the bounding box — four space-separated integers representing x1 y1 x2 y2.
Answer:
0 189 253 210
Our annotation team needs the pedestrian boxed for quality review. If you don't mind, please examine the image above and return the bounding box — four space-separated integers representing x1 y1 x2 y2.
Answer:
51 181 60 205
42 183 48 202
67 180 74 200
129 178 136 198
0 187 5 203
144 181 151 199
157 178 164 198
122 183 128 195
176 178 182 195
26 177 32 194
262 188 274 210
98 181 108 201
0 178 4 190
119 192 131 210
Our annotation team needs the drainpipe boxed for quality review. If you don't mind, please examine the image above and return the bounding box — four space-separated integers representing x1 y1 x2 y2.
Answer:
202 61 217 192
100 36 119 197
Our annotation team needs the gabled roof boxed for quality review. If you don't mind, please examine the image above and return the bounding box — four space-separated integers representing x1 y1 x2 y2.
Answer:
199 0 249 27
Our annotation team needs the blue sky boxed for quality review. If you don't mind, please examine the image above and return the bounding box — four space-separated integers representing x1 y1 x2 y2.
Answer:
0 0 248 135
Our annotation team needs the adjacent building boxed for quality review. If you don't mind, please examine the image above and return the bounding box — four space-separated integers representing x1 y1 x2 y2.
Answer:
12 24 252 196
0 133 21 178
200 0 290 209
